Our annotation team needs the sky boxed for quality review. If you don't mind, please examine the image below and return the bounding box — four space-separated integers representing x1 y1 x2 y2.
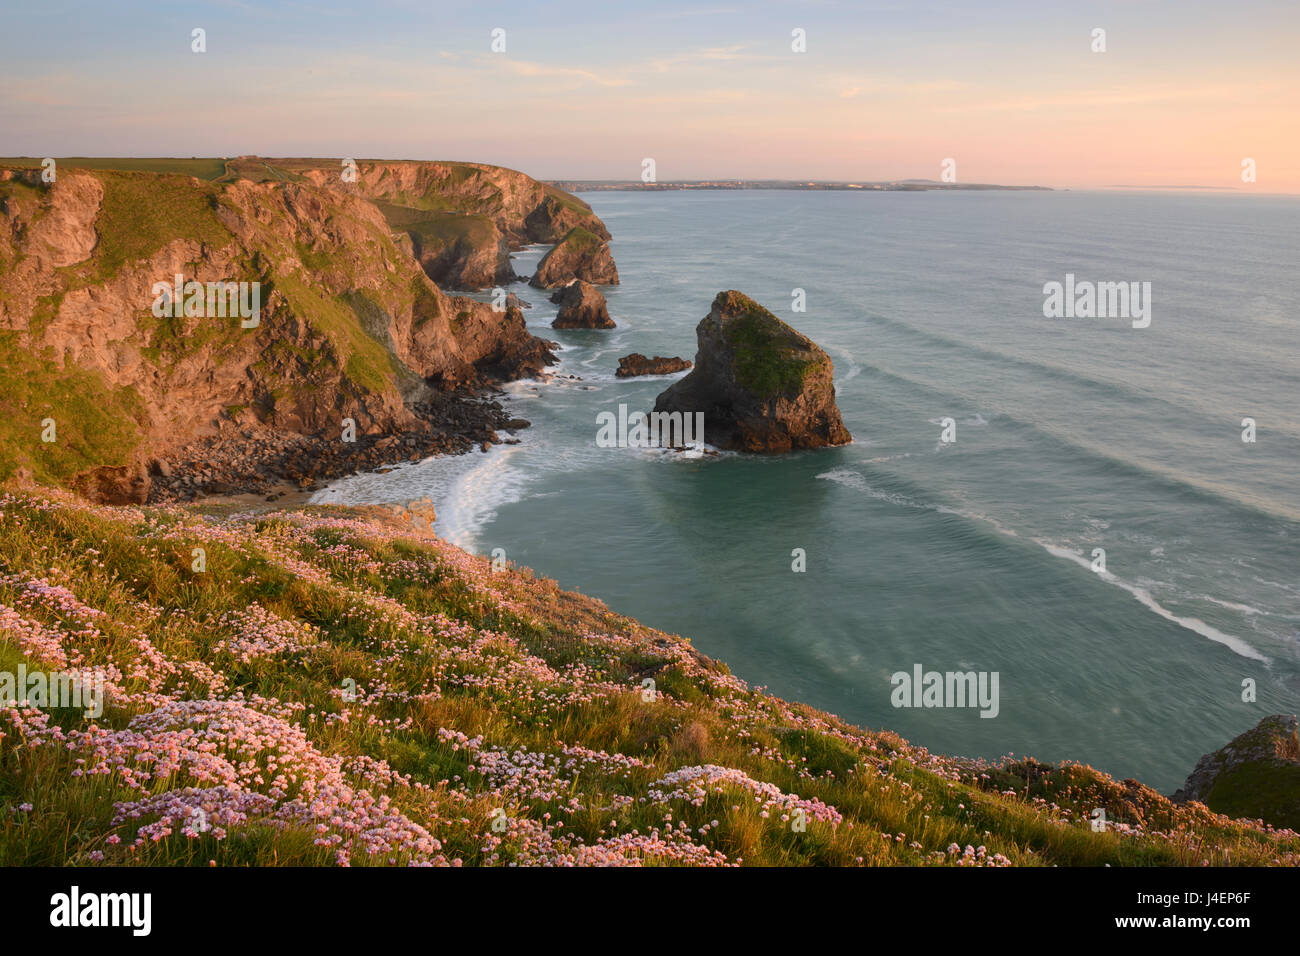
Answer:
1 0 1297 191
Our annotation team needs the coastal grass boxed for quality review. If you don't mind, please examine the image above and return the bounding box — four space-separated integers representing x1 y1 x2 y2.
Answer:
554 225 602 253
0 337 145 484
1204 763 1300 831
259 272 403 398
75 171 232 287
376 203 498 252
0 159 598 224
0 158 230 180
541 183 597 217
0 166 232 289
721 293 818 399
1 487 1295 867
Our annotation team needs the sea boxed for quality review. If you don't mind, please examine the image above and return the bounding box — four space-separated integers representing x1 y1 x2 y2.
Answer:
314 188 1300 792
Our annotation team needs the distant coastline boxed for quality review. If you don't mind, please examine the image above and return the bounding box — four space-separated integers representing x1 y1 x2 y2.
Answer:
548 178 1053 193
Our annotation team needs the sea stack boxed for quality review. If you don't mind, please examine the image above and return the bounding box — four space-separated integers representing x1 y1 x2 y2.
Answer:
653 291 851 453
530 226 619 288
550 280 614 329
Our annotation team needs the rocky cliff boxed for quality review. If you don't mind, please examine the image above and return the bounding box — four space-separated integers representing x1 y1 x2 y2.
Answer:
653 291 851 452
293 159 609 244
293 159 611 290
0 162 565 502
529 226 619 288
1172 714 1300 830
386 207 515 291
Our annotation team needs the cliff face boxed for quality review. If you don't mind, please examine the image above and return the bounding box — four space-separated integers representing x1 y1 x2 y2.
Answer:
1172 715 1300 830
385 207 516 291
293 160 611 290
0 165 557 499
654 291 851 452
297 160 610 244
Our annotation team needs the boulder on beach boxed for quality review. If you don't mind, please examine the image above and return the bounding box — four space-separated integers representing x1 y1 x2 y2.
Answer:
530 227 619 288
653 290 851 453
550 280 614 329
616 353 692 377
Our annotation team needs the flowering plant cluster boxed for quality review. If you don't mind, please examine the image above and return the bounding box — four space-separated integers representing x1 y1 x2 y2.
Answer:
0 488 1295 867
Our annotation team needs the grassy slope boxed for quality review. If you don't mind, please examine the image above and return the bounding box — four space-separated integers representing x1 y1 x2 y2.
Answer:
0 338 146 484
0 172 216 483
0 158 597 220
556 225 602 252
1206 763 1300 831
0 487 1294 867
75 170 233 286
541 183 597 218
0 168 420 479
1197 719 1300 830
375 202 497 252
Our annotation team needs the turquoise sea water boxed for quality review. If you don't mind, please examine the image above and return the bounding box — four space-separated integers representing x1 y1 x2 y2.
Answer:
316 189 1300 791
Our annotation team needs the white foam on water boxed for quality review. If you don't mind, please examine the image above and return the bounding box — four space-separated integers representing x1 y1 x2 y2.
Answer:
1199 595 1265 615
832 346 861 396
817 468 1014 531
817 468 1269 663
309 447 502 509
636 441 728 462
435 442 534 551
816 469 916 509
1250 575 1300 599
1034 542 1269 663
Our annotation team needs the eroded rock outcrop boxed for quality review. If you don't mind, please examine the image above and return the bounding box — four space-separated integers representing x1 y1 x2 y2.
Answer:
297 159 610 245
294 159 610 291
653 291 851 453
0 164 557 500
616 354 691 377
529 227 619 289
457 304 557 379
1172 714 1300 829
550 280 614 329
405 213 515 290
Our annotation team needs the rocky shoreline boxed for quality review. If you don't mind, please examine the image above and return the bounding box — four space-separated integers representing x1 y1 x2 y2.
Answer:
0 159 600 507
145 389 530 504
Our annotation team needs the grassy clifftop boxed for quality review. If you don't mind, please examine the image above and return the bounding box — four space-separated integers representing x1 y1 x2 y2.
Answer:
0 162 561 499
0 167 417 486
0 487 1294 866
0 155 608 294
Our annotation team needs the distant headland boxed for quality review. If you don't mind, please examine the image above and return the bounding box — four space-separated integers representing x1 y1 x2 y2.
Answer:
548 178 1053 193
